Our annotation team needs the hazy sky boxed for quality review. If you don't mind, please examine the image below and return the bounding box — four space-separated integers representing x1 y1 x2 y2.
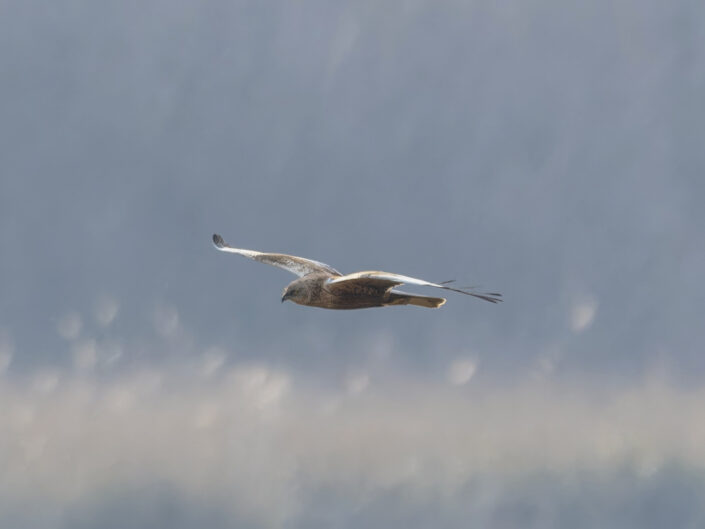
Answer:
1 0 704 527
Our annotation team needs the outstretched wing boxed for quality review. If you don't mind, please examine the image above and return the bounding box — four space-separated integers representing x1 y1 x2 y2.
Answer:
326 271 502 303
212 234 341 277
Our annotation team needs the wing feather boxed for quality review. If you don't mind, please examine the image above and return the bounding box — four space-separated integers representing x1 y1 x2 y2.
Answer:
327 271 502 303
212 234 341 277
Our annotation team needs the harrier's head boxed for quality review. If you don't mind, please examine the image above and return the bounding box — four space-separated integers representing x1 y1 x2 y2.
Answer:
281 283 305 304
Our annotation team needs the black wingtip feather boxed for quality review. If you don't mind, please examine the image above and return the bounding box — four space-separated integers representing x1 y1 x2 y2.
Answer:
441 284 503 303
472 293 503 303
212 233 225 248
440 282 502 302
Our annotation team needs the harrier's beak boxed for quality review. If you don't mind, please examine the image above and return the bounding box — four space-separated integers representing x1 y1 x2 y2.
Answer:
281 292 289 303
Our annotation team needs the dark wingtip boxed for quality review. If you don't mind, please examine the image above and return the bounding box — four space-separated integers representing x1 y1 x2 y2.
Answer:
444 284 503 303
469 291 502 303
212 233 225 248
475 293 503 303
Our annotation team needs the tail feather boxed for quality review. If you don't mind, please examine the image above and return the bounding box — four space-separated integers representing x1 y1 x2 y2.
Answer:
386 291 446 309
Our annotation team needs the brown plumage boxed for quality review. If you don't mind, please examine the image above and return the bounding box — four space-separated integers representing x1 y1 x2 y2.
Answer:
213 233 501 310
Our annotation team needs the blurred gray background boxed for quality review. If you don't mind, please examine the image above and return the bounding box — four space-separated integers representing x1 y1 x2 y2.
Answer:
1 0 704 527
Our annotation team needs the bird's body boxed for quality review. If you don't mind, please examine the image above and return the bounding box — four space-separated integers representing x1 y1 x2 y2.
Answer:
282 273 446 309
212 233 501 310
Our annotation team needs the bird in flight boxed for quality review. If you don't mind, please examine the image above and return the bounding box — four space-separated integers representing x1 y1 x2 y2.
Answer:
212 233 502 309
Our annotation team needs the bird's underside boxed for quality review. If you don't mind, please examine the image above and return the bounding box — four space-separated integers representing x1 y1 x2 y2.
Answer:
212 233 502 309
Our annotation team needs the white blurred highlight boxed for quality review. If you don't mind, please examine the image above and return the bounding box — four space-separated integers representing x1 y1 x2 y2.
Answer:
532 344 562 380
72 339 97 372
227 366 290 412
366 330 395 361
447 358 477 385
0 352 11 375
345 372 370 395
101 341 124 366
571 296 598 333
328 15 360 74
56 312 82 340
200 347 227 377
0 330 13 374
94 295 119 327
31 371 60 394
153 304 180 337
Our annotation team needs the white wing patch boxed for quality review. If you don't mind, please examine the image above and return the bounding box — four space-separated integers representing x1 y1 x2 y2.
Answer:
327 271 502 303
212 234 341 277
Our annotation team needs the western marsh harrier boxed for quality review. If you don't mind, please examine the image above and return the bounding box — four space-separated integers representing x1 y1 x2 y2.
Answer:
212 233 501 309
